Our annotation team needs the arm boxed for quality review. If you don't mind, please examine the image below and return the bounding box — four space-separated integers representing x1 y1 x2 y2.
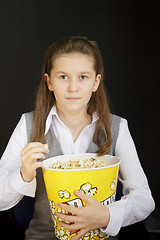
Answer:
52 118 155 239
102 118 155 235
0 115 36 210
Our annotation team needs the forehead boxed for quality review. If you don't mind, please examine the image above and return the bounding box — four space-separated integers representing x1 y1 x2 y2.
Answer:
52 53 95 72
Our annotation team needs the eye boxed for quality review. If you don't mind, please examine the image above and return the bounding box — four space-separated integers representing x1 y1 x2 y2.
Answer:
80 75 87 80
60 75 68 80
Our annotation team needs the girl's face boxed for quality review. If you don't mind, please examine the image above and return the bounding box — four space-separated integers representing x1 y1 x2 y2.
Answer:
46 53 101 114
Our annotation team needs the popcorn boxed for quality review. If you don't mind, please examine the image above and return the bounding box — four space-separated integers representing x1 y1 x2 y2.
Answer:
50 158 106 170
44 144 49 150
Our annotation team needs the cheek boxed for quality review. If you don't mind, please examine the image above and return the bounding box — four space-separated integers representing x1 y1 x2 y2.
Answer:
84 87 95 101
52 81 63 94
53 89 62 100
52 84 63 100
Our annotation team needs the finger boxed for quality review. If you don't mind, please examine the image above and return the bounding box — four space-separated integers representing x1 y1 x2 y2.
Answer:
56 202 80 215
29 146 49 154
55 212 78 223
58 221 82 231
21 142 49 155
22 146 49 158
74 190 94 204
21 152 46 166
71 228 89 240
22 152 46 163
35 161 43 169
21 142 43 154
21 158 43 173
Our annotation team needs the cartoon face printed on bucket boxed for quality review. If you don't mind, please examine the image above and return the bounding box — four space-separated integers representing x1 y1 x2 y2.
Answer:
43 159 120 240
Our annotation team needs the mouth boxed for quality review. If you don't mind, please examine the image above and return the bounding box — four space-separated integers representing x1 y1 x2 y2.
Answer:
65 97 81 100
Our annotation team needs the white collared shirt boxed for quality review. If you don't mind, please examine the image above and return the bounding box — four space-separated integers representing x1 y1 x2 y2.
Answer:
0 106 155 236
45 106 98 154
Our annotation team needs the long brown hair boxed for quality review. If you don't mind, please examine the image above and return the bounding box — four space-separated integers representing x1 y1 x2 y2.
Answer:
31 36 112 155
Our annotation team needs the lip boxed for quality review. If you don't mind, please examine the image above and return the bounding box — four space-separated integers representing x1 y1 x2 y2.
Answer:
66 97 81 100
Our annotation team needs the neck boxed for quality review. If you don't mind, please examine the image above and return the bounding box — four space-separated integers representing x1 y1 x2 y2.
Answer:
56 107 92 142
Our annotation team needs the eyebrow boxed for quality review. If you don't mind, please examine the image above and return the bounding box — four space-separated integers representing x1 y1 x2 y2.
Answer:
55 71 92 75
55 71 67 75
80 72 92 75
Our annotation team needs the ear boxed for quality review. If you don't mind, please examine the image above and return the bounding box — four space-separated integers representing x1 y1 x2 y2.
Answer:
92 74 101 92
44 73 54 92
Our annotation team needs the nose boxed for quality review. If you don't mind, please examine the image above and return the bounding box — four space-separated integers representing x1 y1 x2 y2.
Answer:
67 78 79 92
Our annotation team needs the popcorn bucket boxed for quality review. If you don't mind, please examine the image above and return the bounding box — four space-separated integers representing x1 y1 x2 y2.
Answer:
42 153 120 240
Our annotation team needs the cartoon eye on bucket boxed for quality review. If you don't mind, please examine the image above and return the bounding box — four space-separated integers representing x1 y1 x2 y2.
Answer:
58 190 71 199
80 182 98 196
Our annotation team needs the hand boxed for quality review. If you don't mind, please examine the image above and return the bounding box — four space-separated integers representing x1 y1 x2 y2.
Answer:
20 142 49 182
55 190 110 240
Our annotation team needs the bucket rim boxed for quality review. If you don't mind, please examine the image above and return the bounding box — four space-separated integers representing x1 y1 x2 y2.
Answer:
42 153 120 172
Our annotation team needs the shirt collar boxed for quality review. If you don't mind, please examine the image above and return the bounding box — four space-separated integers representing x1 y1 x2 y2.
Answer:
44 105 99 135
45 105 57 135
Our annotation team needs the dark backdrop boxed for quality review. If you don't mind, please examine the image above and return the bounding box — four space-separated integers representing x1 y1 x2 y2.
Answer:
0 0 159 209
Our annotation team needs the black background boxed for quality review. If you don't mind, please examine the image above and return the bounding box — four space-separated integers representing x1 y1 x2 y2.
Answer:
0 0 159 226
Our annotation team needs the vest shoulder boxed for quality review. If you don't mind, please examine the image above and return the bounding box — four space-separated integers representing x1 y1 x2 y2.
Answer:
23 111 34 128
23 111 34 119
109 114 122 155
110 113 122 122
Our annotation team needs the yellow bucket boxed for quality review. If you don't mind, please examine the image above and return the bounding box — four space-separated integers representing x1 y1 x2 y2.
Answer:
42 153 120 240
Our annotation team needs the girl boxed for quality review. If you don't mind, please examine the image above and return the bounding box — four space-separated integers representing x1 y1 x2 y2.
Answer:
0 36 155 240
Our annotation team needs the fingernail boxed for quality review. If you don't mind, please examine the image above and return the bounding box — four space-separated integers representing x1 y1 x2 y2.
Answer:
75 190 79 194
56 202 61 207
